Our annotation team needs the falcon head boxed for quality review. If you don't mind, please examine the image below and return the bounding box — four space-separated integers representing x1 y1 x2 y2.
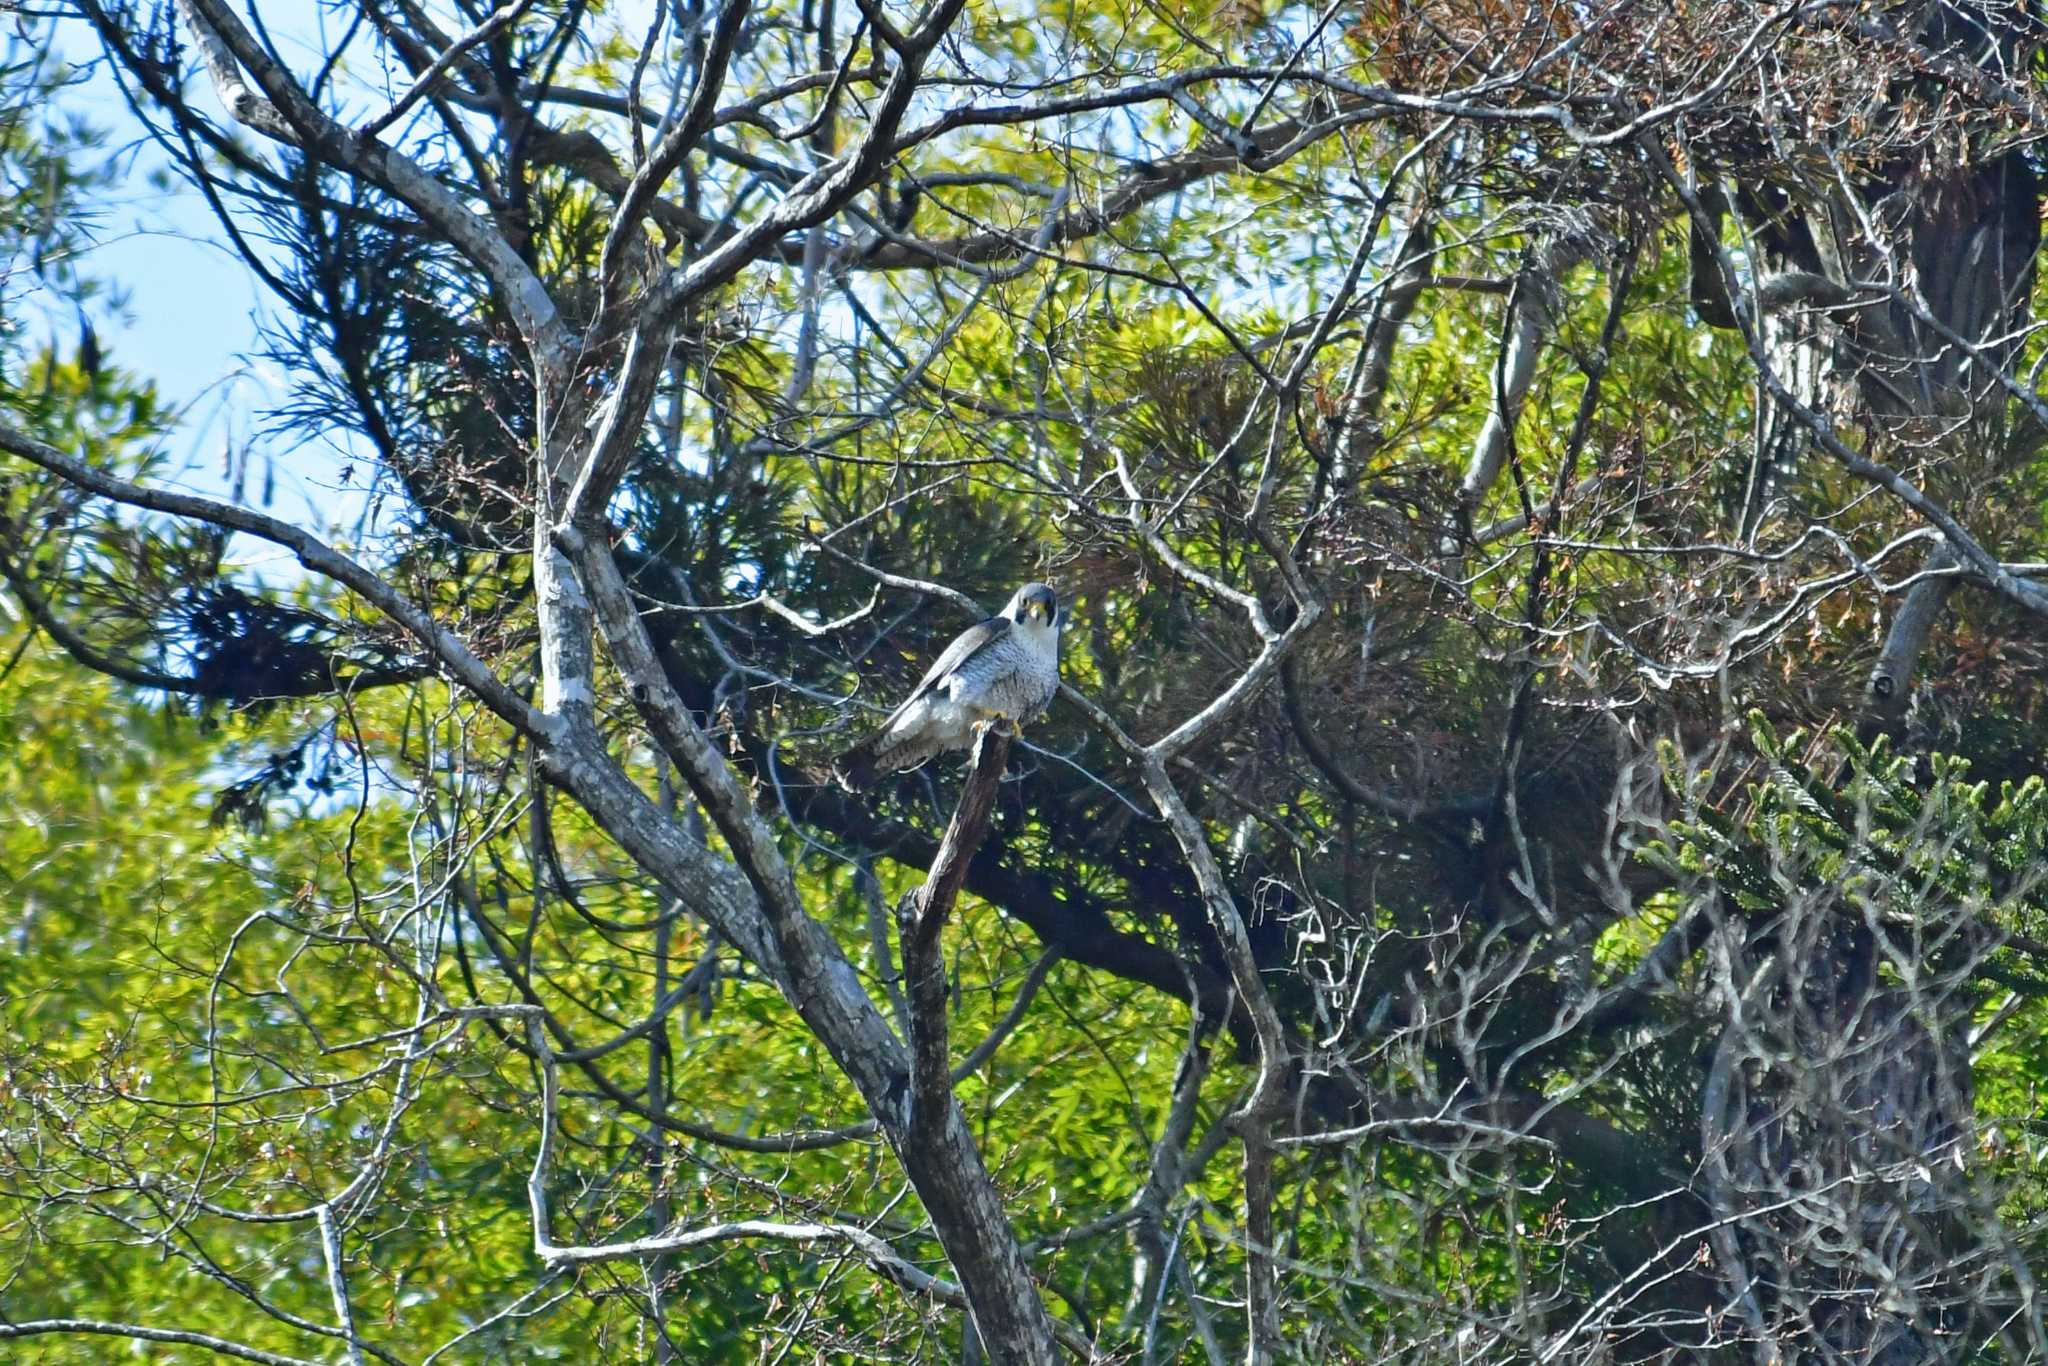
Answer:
1007 582 1059 629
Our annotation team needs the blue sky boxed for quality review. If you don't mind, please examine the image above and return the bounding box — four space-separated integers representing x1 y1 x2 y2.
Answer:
43 1 657 551
48 16 374 544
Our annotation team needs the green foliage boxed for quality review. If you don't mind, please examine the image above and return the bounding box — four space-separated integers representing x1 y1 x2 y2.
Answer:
9 0 2048 1359
0 633 1230 1358
1644 716 2048 967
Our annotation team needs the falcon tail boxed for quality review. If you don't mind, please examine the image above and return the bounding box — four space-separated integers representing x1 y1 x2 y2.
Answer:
834 727 941 791
833 735 882 792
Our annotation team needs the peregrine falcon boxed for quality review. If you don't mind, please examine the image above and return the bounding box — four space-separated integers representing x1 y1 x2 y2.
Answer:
835 583 1061 790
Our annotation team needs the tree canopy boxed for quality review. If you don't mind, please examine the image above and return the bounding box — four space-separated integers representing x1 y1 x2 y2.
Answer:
5 1 2048 1361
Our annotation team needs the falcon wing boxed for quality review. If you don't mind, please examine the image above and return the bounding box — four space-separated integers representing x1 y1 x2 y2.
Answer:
876 614 1009 730
834 614 1012 790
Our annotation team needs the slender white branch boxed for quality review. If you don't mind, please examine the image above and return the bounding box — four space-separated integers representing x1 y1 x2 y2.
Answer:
316 1205 368 1366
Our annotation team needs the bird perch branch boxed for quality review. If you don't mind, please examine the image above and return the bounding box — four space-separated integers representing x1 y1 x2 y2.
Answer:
900 726 1014 1125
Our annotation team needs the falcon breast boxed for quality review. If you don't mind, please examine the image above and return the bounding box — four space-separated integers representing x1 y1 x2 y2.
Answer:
834 583 1061 790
